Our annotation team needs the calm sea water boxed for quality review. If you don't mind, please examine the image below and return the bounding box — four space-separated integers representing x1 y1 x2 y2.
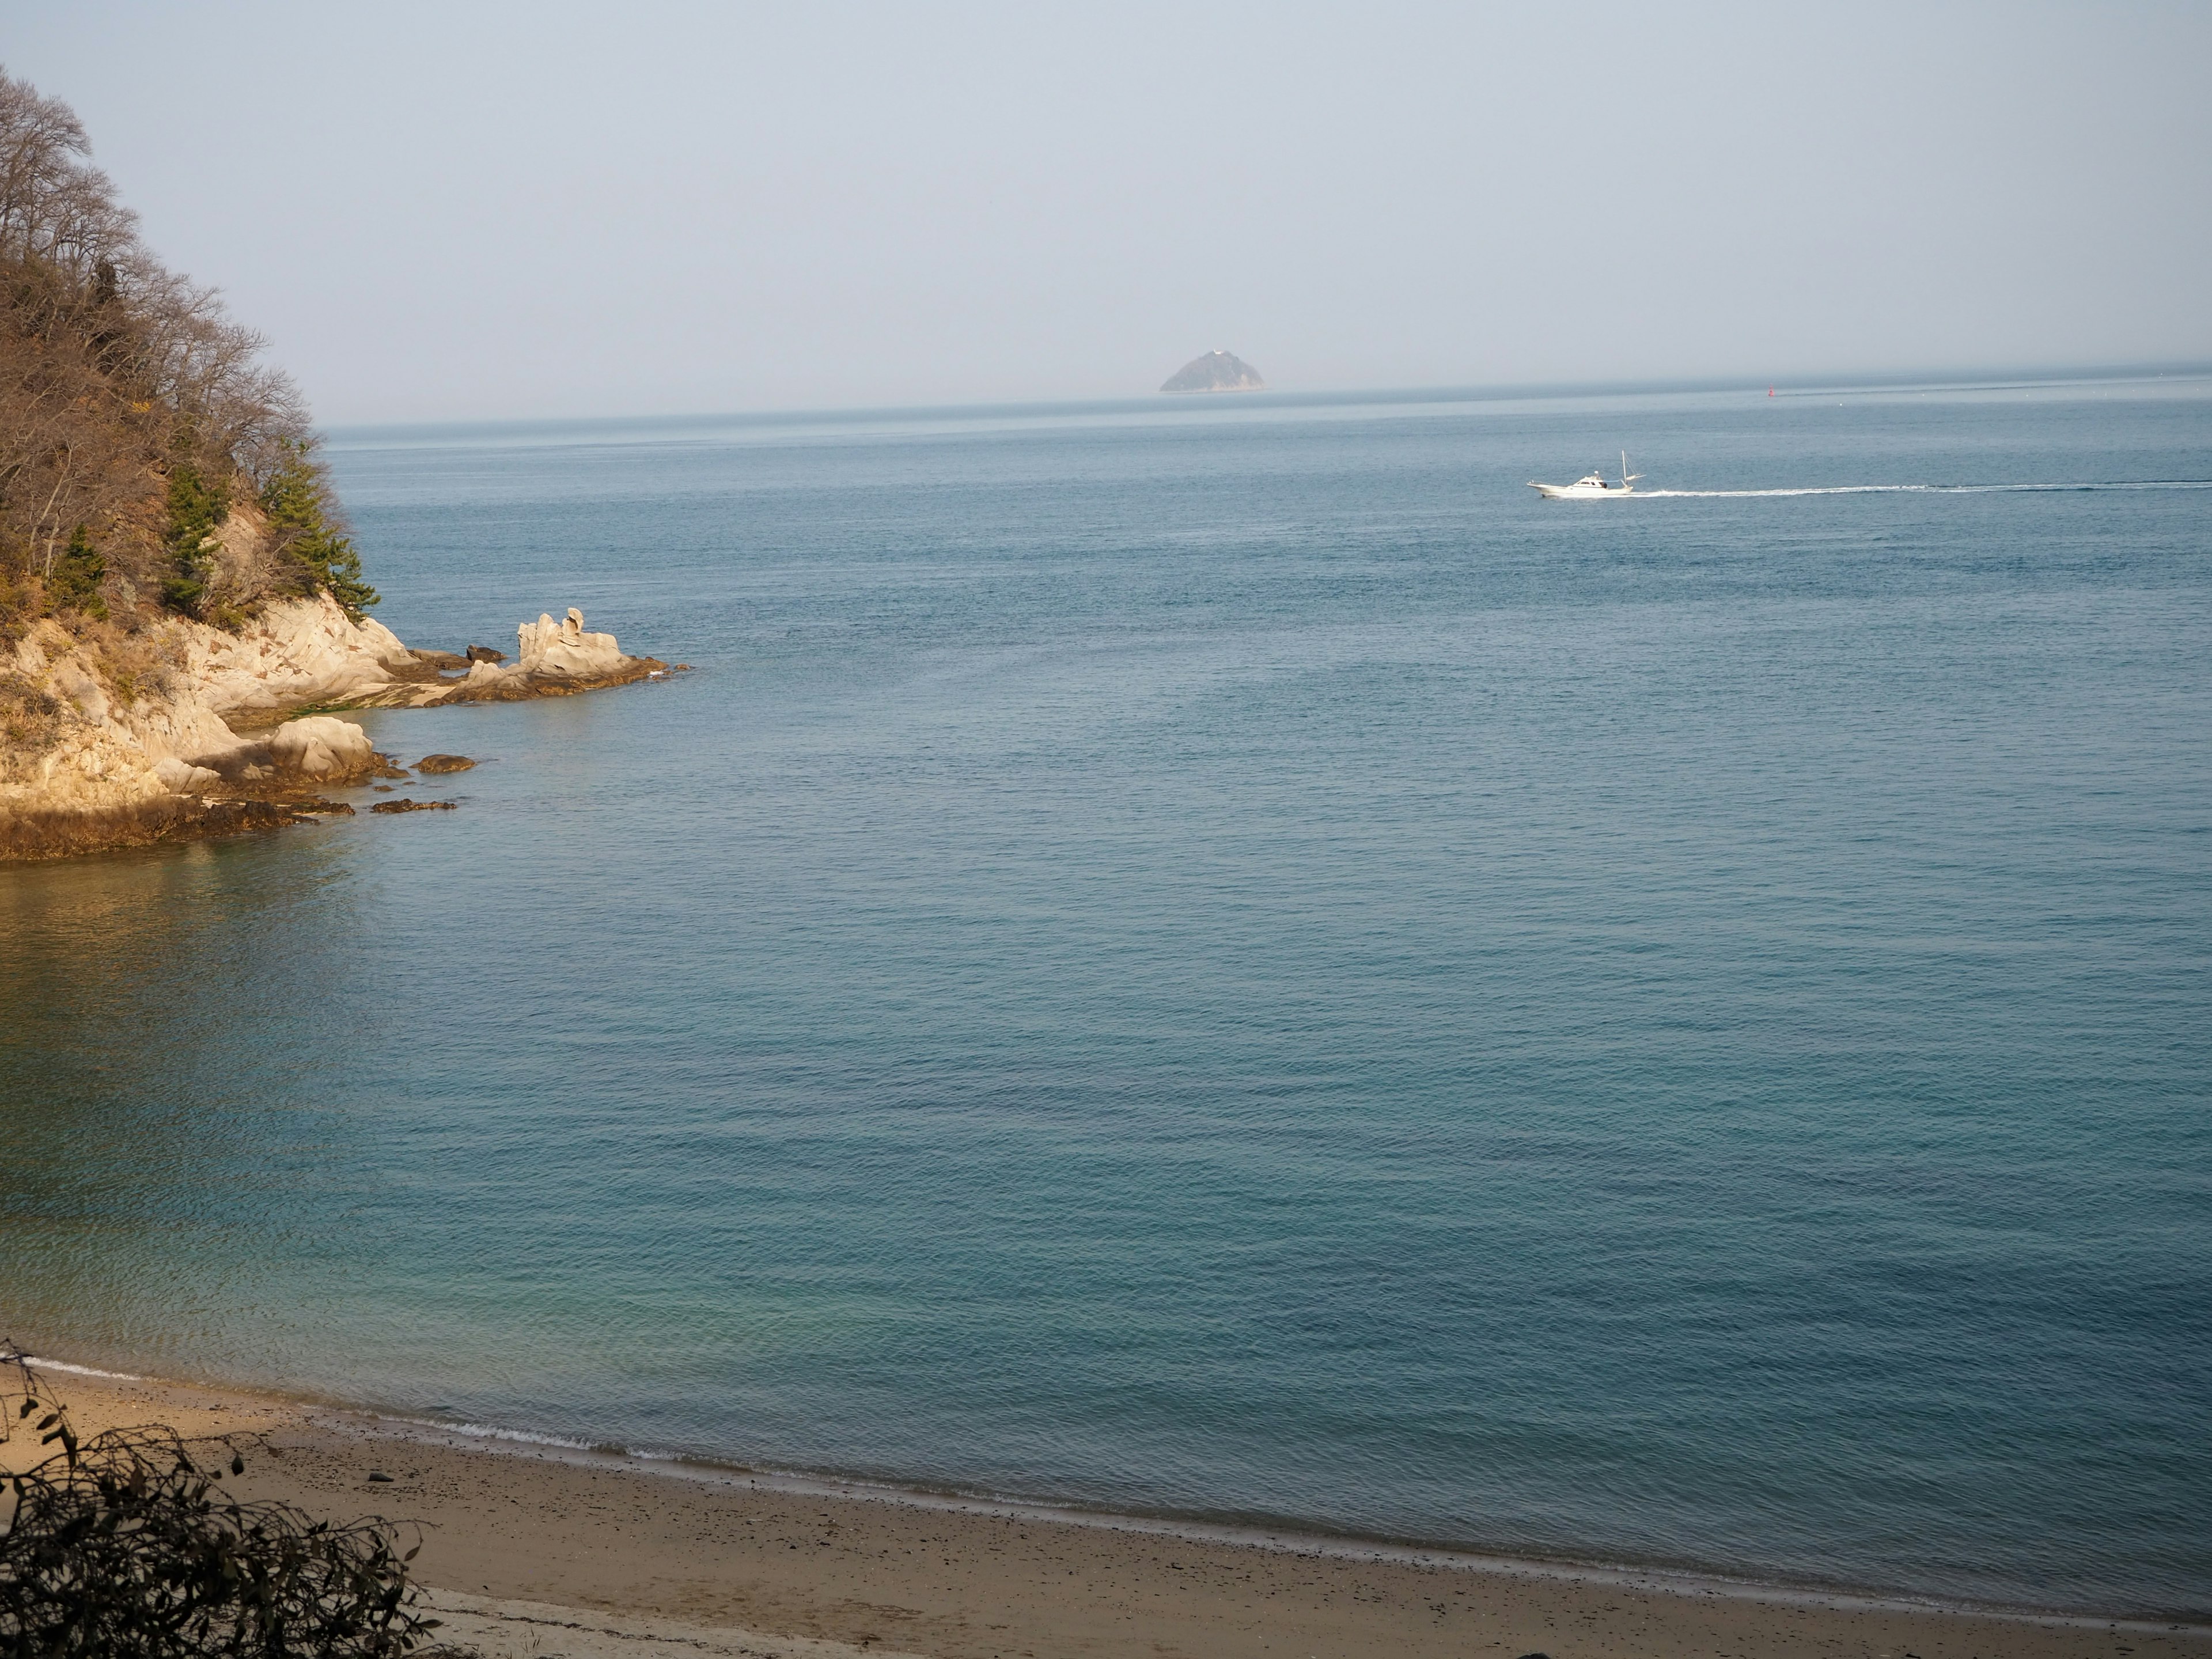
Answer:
4 378 2209 1615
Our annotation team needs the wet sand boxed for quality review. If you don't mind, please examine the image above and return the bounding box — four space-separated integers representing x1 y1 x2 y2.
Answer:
7 1366 2203 1659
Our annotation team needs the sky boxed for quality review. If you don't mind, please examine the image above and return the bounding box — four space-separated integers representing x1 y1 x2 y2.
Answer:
9 2 2210 423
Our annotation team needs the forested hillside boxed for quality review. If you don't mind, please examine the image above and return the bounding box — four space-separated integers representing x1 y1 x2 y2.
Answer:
0 66 372 650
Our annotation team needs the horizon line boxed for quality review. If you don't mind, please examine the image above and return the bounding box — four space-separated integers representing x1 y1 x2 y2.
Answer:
319 358 2212 441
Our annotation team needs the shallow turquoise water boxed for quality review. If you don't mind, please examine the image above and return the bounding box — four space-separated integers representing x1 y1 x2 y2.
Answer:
3 379 2209 1613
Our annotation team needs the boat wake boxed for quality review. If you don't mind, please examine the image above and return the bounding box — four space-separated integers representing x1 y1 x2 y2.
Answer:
1637 480 2212 498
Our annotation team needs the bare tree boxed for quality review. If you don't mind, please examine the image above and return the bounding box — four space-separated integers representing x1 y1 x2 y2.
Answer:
0 64 332 624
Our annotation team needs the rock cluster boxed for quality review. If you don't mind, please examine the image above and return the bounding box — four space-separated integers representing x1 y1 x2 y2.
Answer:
3 596 668 859
434 608 641 701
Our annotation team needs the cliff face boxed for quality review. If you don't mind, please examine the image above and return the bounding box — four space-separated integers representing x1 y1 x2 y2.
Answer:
1 595 403 857
1 599 667 860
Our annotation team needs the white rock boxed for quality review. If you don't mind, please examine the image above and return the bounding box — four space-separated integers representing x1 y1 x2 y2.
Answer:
355 616 416 666
191 594 397 715
515 607 624 679
268 715 374 779
51 660 111 723
154 757 224 795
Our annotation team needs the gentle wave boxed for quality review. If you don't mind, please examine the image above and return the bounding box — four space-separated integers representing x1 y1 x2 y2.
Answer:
7 1354 147 1383
360 1408 2212 1636
388 1414 681 1462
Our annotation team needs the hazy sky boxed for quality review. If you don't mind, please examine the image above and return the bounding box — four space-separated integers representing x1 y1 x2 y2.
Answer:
10 3 2209 422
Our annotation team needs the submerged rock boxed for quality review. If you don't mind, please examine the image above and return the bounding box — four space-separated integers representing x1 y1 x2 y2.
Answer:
414 753 476 774
369 797 457 815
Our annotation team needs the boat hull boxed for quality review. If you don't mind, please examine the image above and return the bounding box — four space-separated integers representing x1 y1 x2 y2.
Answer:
1531 482 1635 499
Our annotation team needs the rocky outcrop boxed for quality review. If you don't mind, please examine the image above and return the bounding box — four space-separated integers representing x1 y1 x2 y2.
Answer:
346 607 665 709
2 597 670 861
186 596 414 719
421 608 658 703
519 608 620 677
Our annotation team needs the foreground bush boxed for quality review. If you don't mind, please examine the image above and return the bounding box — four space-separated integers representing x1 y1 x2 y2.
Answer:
1 1351 442 1658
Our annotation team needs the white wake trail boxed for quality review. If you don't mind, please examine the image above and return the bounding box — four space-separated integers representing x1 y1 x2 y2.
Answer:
1637 481 2212 498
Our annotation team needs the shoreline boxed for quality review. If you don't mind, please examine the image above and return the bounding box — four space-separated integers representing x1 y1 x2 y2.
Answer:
15 1353 2206 1657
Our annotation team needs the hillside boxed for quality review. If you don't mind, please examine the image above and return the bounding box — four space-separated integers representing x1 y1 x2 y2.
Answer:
1 66 372 655
0 67 664 860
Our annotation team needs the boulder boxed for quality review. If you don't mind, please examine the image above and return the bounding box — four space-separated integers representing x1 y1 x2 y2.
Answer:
465 644 506 664
414 754 476 774
153 756 224 796
268 715 374 782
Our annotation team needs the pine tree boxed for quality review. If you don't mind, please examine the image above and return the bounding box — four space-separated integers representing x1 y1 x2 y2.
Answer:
47 525 106 619
161 463 228 615
260 439 378 618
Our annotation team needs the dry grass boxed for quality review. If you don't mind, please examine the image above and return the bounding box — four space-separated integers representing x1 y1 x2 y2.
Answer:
84 616 179 708
0 672 66 778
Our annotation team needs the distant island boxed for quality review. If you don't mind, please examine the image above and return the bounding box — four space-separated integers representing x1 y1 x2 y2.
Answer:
1161 350 1266 394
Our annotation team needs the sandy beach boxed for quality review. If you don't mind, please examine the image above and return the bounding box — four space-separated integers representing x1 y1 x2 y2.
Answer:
6 1365 2200 1659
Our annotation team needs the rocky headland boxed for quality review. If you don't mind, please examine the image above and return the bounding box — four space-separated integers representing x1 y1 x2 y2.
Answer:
0 71 691 863
0 599 669 861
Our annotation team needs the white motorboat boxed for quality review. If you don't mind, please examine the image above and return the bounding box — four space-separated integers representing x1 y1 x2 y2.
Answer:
1531 452 1641 499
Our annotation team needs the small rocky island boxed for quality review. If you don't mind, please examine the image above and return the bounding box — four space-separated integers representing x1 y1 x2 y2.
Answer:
1160 350 1267 394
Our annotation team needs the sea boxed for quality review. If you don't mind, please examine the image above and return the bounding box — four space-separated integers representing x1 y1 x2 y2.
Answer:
3 374 2209 1618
